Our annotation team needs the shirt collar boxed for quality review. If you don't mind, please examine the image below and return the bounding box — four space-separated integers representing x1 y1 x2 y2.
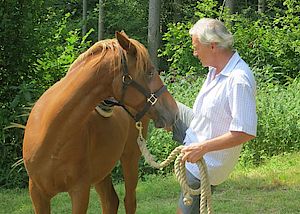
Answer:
218 51 241 77
209 51 241 78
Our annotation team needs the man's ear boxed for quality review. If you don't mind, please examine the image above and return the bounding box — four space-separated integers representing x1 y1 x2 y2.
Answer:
210 42 217 50
115 31 137 56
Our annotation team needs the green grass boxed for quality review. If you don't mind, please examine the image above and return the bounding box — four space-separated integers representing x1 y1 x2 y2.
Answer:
1 152 300 214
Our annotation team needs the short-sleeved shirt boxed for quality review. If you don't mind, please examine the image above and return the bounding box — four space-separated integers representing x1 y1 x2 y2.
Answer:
184 52 257 185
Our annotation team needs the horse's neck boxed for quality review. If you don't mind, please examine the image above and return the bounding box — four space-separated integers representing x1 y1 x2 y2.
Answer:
42 60 114 140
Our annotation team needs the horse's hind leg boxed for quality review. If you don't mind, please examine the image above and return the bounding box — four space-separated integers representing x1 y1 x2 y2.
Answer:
29 178 51 214
94 174 119 214
68 183 90 214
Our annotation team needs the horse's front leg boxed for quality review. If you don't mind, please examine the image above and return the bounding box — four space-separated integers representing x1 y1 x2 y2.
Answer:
94 174 119 214
68 182 91 214
120 142 142 214
29 178 51 214
121 118 149 214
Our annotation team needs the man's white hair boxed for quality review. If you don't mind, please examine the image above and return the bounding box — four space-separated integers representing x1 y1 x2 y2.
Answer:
189 18 234 50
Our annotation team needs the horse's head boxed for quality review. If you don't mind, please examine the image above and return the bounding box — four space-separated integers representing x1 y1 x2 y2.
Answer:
112 31 178 128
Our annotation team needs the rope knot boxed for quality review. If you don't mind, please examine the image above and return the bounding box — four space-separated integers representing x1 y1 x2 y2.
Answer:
135 122 213 214
183 193 193 206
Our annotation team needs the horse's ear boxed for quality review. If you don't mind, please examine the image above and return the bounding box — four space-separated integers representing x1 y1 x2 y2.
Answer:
115 31 137 56
120 30 129 38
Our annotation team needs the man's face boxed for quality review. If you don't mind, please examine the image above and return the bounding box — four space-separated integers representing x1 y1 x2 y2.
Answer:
192 35 212 67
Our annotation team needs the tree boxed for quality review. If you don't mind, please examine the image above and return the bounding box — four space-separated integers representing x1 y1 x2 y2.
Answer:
148 0 161 69
258 0 265 13
224 0 236 14
82 0 87 36
98 0 104 40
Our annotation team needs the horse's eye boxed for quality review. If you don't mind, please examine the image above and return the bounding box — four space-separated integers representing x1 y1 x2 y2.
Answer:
149 71 154 77
147 69 155 79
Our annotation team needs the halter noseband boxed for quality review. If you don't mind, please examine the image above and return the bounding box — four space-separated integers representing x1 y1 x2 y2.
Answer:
113 49 167 122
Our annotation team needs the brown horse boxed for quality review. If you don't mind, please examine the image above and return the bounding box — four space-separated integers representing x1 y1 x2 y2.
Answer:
23 31 178 214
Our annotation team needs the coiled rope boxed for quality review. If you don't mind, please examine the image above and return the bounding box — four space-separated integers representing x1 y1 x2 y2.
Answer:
135 122 213 214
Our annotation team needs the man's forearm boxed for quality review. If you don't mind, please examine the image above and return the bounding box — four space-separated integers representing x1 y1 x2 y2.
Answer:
203 131 255 154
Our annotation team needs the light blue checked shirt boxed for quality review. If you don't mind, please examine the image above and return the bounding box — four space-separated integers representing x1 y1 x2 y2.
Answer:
184 52 257 185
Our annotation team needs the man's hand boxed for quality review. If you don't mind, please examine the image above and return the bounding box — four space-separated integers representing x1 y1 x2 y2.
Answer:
181 142 207 163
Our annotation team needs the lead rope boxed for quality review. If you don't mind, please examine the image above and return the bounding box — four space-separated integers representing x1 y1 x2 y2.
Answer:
135 122 213 214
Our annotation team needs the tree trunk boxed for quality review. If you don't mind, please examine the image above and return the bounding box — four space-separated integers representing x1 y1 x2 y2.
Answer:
98 0 104 40
82 0 87 37
225 0 235 14
258 0 265 13
148 0 161 69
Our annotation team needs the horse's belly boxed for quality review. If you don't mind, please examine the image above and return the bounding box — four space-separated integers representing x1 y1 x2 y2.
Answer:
29 155 92 193
89 135 126 184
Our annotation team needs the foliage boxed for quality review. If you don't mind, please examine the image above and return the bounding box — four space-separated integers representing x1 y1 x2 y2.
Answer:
87 0 149 43
0 108 28 188
160 0 300 84
0 12 92 188
0 0 44 104
0 1 86 188
241 79 300 165
160 0 220 79
159 22 200 79
33 13 93 91
230 5 300 84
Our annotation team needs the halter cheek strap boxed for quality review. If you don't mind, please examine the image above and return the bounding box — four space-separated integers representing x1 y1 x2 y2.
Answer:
134 85 167 122
113 49 168 122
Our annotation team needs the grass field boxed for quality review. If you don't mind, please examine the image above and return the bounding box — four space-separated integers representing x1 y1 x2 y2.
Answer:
1 152 300 214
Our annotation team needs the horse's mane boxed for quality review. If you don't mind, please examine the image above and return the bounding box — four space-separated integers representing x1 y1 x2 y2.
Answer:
68 38 151 76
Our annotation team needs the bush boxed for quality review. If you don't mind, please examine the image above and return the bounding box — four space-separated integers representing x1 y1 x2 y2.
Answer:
230 6 300 84
160 0 300 84
33 13 93 92
241 79 300 165
0 14 92 188
159 0 220 79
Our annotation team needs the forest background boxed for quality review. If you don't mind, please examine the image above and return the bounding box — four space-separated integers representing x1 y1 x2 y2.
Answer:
0 0 299 188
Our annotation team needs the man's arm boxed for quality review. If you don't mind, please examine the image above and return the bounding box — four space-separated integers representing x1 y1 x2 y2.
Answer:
181 131 255 163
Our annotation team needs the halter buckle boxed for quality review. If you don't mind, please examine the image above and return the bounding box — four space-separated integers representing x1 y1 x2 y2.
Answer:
122 75 133 85
147 94 158 105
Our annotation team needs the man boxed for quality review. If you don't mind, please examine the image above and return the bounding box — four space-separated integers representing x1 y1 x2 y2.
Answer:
172 18 257 214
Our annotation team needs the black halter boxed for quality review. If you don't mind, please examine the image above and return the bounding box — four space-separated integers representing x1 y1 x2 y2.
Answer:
108 50 167 122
